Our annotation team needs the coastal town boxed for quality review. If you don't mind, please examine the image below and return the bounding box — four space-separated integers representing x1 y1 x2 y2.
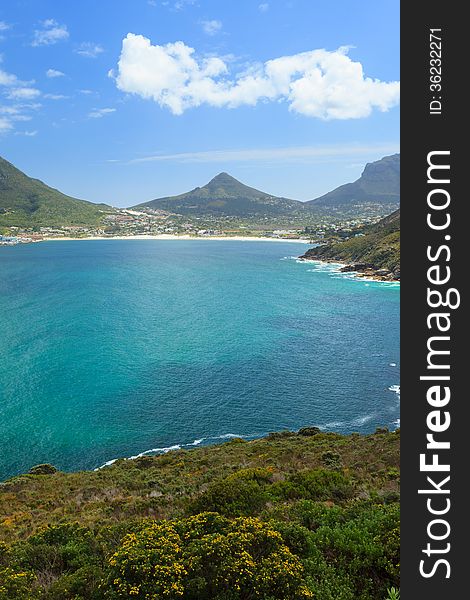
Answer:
1 207 380 245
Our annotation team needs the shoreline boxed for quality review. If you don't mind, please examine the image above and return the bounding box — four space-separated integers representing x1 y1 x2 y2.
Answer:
299 256 400 283
37 234 312 244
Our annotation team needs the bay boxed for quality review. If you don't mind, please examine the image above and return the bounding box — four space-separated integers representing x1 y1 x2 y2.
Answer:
0 240 399 480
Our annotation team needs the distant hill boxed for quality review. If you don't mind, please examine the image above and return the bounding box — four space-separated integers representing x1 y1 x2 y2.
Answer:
307 154 400 212
301 209 400 278
0 156 115 228
133 172 305 217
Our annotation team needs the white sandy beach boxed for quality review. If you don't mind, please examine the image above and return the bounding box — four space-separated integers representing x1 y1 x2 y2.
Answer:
41 234 312 244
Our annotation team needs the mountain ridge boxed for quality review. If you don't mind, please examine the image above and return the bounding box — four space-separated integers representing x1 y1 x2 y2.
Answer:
132 171 305 217
0 156 115 228
307 154 400 210
1 153 401 229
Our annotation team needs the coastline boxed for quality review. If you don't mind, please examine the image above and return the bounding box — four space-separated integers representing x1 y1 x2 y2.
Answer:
299 256 400 283
39 234 312 244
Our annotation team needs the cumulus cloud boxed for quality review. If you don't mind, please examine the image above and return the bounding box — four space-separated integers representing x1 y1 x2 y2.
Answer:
46 68 65 78
114 34 400 119
0 59 42 134
0 68 18 87
88 107 116 118
32 19 69 46
7 87 41 100
201 20 222 36
75 42 104 58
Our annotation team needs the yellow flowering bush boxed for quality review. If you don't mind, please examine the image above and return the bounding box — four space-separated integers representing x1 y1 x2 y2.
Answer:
0 567 37 600
105 513 312 599
105 523 186 599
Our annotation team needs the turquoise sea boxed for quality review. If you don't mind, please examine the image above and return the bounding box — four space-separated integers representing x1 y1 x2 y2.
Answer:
0 240 399 480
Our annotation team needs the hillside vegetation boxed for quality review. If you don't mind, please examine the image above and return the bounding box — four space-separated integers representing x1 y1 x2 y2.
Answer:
301 209 400 277
0 429 400 599
0 157 115 228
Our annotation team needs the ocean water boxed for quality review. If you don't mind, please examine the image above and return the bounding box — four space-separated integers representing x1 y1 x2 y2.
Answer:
0 240 399 480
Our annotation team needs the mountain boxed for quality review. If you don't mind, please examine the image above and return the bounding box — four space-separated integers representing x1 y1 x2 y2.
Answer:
132 172 304 217
307 154 400 212
300 209 400 279
0 156 115 228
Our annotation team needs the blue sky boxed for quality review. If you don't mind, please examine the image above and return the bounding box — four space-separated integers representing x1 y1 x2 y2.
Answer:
0 0 399 207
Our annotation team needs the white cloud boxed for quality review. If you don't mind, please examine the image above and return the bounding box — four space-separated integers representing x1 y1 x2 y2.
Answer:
201 20 222 36
258 3 269 12
8 114 32 122
32 19 69 47
0 68 18 86
46 68 65 78
7 87 41 100
115 34 400 119
75 42 104 58
0 103 40 135
88 107 116 118
15 129 38 137
0 58 19 86
0 116 13 132
0 21 11 31
44 93 69 100
0 58 42 134
127 143 400 165
174 0 196 10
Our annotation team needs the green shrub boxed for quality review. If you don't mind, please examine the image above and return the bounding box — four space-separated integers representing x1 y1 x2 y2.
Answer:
28 464 58 476
307 503 400 597
191 468 274 516
374 427 389 435
12 523 104 599
267 430 296 440
386 467 400 480
271 522 313 558
321 451 343 470
297 427 321 437
272 469 354 502
14 523 98 572
284 500 346 531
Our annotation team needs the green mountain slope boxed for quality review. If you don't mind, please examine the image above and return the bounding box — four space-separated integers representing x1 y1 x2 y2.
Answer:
0 429 400 599
307 154 400 211
133 172 305 217
0 156 115 228
301 209 400 277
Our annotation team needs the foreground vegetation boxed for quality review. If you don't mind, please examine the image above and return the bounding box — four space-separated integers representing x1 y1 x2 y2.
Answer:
0 429 400 599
